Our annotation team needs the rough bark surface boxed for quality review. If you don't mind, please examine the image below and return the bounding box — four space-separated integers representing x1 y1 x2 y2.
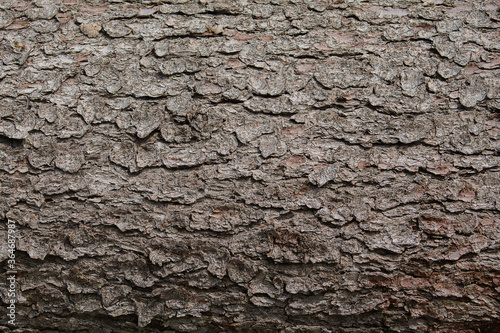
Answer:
0 0 499 332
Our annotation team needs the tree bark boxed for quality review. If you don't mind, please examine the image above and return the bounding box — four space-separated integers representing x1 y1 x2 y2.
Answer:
0 0 499 332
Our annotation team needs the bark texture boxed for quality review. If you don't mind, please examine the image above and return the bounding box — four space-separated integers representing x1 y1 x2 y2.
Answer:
0 0 499 332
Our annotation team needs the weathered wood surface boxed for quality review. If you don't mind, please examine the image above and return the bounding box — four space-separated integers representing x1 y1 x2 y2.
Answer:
0 0 499 332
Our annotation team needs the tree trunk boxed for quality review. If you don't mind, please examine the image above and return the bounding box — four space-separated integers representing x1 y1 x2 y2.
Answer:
1 0 499 332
